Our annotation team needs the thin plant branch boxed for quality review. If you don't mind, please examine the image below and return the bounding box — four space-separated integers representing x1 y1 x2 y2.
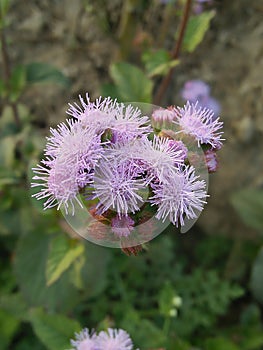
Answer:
0 27 21 127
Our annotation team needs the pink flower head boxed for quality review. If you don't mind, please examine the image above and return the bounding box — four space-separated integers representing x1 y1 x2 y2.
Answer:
70 328 97 350
133 136 186 183
150 165 208 226
31 120 103 214
67 94 152 142
181 80 221 116
93 159 146 217
173 101 224 149
96 328 134 350
181 80 210 101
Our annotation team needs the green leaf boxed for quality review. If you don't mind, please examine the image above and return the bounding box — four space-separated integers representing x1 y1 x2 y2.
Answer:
0 308 20 350
81 242 111 298
250 246 263 305
142 49 179 77
0 293 28 321
0 136 16 168
46 235 84 286
183 11 216 53
9 64 27 101
25 62 70 88
29 308 81 350
204 337 239 350
14 230 81 313
109 62 153 103
0 0 10 24
230 188 263 233
122 309 166 348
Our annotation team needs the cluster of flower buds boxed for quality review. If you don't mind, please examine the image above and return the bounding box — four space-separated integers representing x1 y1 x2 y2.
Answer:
31 94 223 250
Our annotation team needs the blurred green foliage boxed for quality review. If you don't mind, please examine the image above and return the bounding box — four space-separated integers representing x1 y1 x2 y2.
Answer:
1 0 263 349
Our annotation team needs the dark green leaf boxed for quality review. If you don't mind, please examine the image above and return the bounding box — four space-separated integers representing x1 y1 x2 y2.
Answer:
183 11 216 53
29 308 81 350
14 230 81 313
0 308 20 350
250 246 263 304
0 293 28 321
9 65 26 101
230 188 263 233
142 49 179 77
109 62 153 103
25 62 70 88
204 337 239 350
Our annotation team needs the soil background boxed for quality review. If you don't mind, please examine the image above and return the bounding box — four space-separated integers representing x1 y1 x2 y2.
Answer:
3 0 263 238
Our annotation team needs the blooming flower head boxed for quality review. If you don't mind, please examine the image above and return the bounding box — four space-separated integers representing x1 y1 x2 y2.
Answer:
70 328 138 350
31 120 103 214
150 165 208 226
67 94 152 143
181 80 221 116
130 136 186 183
96 328 134 350
70 328 97 350
92 159 147 217
173 101 224 149
181 80 210 101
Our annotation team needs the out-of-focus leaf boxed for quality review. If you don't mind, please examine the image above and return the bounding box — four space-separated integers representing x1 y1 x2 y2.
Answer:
230 188 263 233
250 246 263 305
0 136 16 168
81 242 111 298
29 308 81 350
142 49 179 77
9 64 27 101
46 235 84 286
204 337 239 350
182 11 216 53
14 230 81 313
239 326 263 350
0 0 10 25
122 309 166 348
109 62 153 103
0 293 28 321
0 308 20 350
100 83 120 101
25 62 70 88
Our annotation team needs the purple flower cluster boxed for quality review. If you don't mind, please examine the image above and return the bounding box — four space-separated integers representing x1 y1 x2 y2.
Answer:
70 328 138 350
181 79 221 116
193 0 214 14
32 93 224 235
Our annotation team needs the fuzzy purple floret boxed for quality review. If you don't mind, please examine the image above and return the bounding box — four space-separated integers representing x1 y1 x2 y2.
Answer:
173 101 224 149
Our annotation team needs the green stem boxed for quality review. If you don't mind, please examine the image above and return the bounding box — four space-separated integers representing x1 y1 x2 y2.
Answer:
117 0 140 60
163 315 171 338
0 27 21 127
